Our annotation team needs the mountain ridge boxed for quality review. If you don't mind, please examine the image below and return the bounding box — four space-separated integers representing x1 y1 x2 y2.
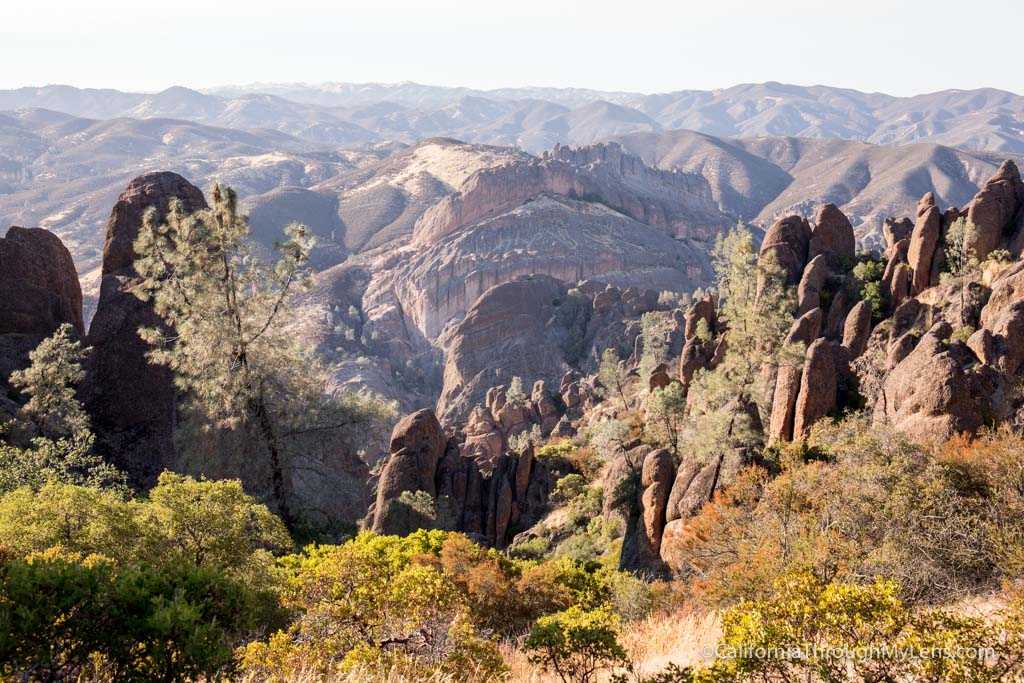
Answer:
3 81 1024 154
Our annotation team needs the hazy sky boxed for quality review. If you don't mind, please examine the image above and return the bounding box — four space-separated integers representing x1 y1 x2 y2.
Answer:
2 0 1021 96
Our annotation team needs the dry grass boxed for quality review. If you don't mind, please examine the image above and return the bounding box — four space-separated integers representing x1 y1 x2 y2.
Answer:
500 608 721 682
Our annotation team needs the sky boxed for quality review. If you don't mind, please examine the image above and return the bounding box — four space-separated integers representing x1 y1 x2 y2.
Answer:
1 0 1021 96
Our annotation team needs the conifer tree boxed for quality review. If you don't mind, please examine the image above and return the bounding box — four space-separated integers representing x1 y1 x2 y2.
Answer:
9 323 90 441
133 185 393 529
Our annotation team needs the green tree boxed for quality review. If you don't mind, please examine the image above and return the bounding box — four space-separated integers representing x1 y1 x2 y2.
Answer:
0 432 127 496
945 217 981 325
9 323 90 441
598 348 633 409
0 474 291 581
638 312 670 390
525 605 629 683
705 223 796 410
507 375 528 404
133 185 393 529
647 382 687 456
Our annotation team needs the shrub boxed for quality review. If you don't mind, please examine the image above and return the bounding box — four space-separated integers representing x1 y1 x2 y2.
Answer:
710 567 1024 682
525 605 629 683
0 551 256 682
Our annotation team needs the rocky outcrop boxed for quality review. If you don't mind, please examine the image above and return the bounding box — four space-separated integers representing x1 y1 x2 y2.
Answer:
796 254 828 316
792 339 838 441
413 142 728 247
0 226 83 337
809 203 856 266
979 261 1024 376
81 172 209 487
437 276 572 422
967 160 1024 262
620 448 675 572
759 215 810 285
768 308 824 444
368 408 564 547
907 193 942 295
877 324 990 441
370 409 447 534
437 275 663 423
842 300 873 358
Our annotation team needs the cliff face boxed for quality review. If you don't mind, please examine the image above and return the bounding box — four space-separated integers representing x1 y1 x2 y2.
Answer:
357 142 725 354
413 142 727 248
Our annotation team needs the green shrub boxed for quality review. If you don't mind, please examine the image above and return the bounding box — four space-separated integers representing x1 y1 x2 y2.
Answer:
0 551 256 682
525 605 628 683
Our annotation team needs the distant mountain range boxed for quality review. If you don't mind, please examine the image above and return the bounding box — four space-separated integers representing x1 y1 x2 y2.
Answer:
2 81 1023 153
3 81 1024 325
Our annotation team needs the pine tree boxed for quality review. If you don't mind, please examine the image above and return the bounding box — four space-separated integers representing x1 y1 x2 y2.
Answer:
702 223 797 411
944 217 981 325
9 323 90 440
133 185 393 529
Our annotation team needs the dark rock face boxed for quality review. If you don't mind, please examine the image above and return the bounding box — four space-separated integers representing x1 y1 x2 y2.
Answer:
883 217 914 252
101 172 209 275
0 226 83 336
369 407 563 547
759 215 811 285
82 172 209 487
809 203 856 266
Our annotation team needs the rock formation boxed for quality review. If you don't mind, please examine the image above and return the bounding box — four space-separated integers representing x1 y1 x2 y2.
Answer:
367 408 563 547
967 160 1024 261
620 448 675 572
81 172 209 487
809 203 856 266
907 193 942 294
768 308 824 444
759 215 811 285
792 339 838 441
0 226 83 336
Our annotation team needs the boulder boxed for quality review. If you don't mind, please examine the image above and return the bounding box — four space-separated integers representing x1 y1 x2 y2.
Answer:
792 339 838 441
621 448 675 572
81 172 209 487
877 325 987 441
759 215 811 285
796 254 829 316
0 226 84 337
372 409 447 534
842 300 873 358
808 204 856 266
